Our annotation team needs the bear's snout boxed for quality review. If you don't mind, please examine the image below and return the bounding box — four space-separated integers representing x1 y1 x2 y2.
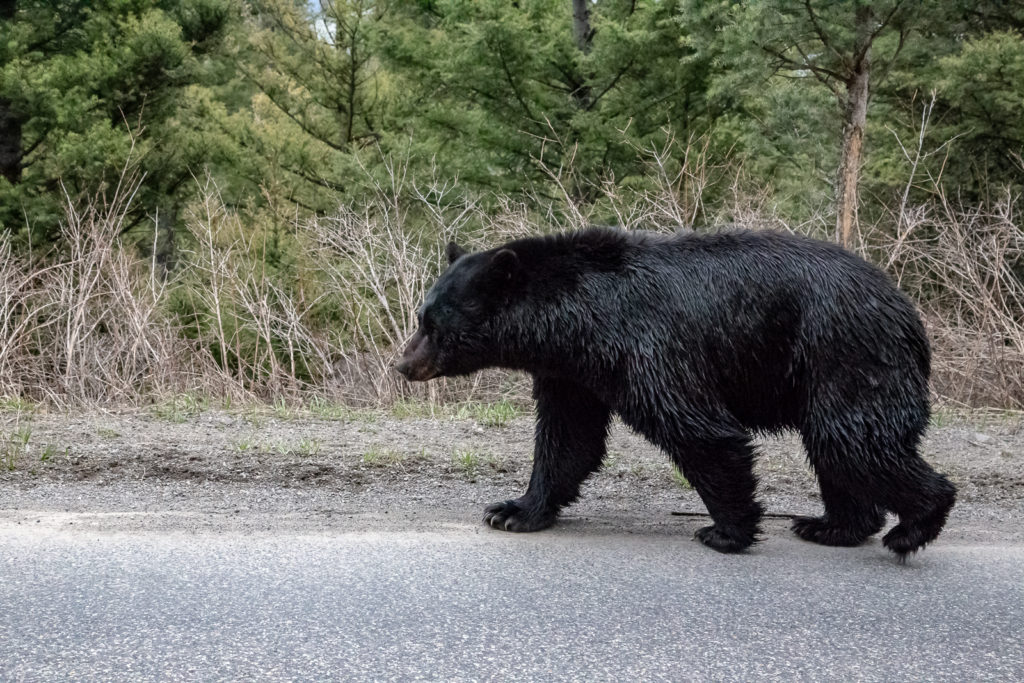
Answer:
394 358 414 379
395 330 440 382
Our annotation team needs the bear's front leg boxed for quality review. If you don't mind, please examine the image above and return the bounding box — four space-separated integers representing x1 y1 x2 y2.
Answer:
484 376 611 532
675 435 764 553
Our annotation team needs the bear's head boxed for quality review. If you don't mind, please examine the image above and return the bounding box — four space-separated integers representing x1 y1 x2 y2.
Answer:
395 241 520 381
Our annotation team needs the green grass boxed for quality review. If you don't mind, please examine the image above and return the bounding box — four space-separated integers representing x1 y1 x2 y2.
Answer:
231 435 321 456
307 396 378 422
361 446 407 467
0 396 37 414
671 466 692 489
308 395 351 420
266 438 322 456
272 397 299 420
141 395 524 427
604 451 622 469
452 400 522 427
1 424 32 471
451 447 481 474
243 410 267 428
297 437 322 456
39 443 69 463
389 398 524 427
232 437 257 452
929 406 1024 429
450 447 504 476
150 393 208 422
263 439 291 456
389 399 438 419
929 407 955 428
968 407 1024 429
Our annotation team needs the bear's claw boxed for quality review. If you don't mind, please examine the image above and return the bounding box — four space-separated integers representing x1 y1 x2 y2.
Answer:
483 499 556 532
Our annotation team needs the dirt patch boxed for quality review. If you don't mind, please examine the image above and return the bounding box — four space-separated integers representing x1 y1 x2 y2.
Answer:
1 407 1022 538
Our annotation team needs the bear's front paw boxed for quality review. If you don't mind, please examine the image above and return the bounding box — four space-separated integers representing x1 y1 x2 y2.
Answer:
483 499 556 532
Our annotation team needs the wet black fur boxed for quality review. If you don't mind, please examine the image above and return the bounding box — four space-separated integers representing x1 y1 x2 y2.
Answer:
406 228 957 558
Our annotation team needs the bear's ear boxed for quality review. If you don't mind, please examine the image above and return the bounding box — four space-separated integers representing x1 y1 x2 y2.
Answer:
446 241 468 265
489 248 519 281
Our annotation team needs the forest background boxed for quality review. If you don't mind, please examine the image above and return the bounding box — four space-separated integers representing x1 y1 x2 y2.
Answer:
0 0 1021 410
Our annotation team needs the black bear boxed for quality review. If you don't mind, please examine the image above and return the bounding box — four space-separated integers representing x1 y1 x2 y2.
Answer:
396 228 956 558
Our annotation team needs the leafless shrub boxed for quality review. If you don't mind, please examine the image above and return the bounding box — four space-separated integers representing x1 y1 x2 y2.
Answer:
181 175 334 400
867 191 1024 408
1 139 1019 410
528 130 793 236
306 163 530 405
861 97 1024 408
628 132 714 231
0 231 42 398
0 171 221 405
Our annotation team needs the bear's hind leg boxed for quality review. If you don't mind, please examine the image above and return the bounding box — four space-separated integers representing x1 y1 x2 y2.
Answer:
878 459 956 558
801 428 956 557
671 435 763 553
484 376 611 532
792 476 885 547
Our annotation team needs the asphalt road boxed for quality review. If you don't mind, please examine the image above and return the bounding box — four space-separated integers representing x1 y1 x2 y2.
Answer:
1 519 1022 682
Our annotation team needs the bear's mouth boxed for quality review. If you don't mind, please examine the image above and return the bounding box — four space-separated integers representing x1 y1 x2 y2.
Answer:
397 362 440 382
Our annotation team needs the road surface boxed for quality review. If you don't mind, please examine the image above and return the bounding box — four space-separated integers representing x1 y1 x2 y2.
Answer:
2 516 1022 681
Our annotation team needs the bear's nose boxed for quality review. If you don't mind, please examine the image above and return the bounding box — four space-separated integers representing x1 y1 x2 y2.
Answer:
394 360 412 379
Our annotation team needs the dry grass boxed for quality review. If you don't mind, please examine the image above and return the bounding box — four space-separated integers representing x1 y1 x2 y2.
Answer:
0 141 1021 409
306 161 532 405
866 190 1024 407
0 173 222 406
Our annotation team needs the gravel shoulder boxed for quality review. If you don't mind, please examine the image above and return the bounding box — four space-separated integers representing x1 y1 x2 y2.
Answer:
1 406 1022 544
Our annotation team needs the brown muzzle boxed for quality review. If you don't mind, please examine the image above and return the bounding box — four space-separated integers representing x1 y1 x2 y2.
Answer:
395 330 440 381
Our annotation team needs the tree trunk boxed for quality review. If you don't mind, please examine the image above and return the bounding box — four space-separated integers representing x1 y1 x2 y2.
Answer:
152 204 178 275
0 100 20 185
344 16 358 147
835 4 872 249
571 0 592 54
0 0 20 185
568 0 593 112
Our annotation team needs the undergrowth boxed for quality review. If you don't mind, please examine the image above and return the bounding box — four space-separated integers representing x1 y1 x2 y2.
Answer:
0 140 1021 410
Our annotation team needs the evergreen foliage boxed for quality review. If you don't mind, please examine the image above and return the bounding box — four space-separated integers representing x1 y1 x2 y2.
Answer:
1 0 1020 242
0 0 236 249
